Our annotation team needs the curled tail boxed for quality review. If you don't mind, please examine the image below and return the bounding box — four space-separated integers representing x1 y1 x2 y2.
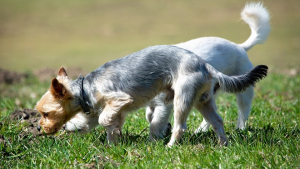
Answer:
206 64 268 93
239 2 271 51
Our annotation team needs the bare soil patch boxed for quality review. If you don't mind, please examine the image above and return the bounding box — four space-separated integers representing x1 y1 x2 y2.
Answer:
0 109 43 156
0 66 87 84
0 68 28 84
9 109 41 135
0 109 41 148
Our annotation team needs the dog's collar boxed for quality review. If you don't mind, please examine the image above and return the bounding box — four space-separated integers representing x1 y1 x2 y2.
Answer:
78 76 92 113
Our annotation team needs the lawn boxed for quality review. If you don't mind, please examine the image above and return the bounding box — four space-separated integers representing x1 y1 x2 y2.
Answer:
0 70 299 168
1 0 300 168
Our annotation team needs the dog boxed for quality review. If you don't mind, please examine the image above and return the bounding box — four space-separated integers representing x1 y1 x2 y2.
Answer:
63 2 270 140
36 45 268 146
146 2 271 139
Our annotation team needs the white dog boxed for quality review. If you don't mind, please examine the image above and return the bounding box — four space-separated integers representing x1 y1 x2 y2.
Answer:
64 2 270 140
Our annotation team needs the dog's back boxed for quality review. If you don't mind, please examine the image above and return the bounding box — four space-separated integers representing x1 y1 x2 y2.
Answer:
85 45 209 102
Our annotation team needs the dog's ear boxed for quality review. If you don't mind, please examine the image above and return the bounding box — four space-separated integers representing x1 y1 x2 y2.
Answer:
50 78 71 100
58 67 68 77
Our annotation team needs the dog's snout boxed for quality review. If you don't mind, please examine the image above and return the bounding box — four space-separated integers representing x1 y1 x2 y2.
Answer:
37 125 41 131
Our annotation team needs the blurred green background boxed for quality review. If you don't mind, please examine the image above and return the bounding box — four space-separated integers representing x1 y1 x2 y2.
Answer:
0 0 299 73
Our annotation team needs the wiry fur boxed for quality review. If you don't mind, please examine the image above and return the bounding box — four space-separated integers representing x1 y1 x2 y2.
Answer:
64 2 271 140
36 44 268 146
207 64 268 93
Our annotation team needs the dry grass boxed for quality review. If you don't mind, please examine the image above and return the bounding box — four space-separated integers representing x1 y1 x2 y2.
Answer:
0 0 300 72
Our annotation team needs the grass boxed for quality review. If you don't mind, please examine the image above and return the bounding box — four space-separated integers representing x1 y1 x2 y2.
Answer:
0 72 299 168
0 0 300 168
1 0 300 72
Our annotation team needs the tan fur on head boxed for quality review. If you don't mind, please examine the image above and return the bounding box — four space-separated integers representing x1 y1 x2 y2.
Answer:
58 67 68 77
36 91 66 134
36 67 79 134
50 78 71 100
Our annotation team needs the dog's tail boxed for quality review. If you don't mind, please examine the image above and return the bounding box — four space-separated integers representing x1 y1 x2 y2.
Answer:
239 2 270 51
206 64 268 93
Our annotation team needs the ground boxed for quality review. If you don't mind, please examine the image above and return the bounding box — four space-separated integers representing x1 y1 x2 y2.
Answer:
0 68 299 168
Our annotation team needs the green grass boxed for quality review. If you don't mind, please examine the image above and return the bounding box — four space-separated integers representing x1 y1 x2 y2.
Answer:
0 0 300 168
0 73 299 168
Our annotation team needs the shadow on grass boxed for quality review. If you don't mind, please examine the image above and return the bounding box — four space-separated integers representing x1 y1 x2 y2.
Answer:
94 123 300 147
1 122 299 160
185 124 300 146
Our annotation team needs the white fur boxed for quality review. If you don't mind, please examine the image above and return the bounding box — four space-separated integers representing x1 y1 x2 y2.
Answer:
148 2 270 138
64 113 99 134
240 2 270 51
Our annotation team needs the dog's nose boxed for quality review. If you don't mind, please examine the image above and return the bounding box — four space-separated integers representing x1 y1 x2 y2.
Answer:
37 125 41 131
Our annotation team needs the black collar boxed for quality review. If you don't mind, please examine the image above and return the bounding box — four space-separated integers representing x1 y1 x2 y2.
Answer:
79 76 92 113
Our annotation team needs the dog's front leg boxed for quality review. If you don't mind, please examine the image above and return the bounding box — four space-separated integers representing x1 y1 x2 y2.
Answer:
106 126 123 145
98 107 125 144
97 92 132 144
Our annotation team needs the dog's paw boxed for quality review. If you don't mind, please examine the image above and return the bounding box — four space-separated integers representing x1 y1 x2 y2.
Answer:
166 143 174 148
194 123 210 133
166 138 177 148
218 136 229 147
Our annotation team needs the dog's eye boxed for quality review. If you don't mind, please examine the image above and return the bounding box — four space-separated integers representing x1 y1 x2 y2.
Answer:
43 112 48 117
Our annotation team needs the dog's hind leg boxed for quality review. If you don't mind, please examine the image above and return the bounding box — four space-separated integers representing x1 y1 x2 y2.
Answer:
195 89 221 133
195 98 228 146
197 84 254 132
167 81 197 147
236 86 254 130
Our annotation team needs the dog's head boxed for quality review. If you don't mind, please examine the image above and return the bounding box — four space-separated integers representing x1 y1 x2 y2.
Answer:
36 67 80 134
